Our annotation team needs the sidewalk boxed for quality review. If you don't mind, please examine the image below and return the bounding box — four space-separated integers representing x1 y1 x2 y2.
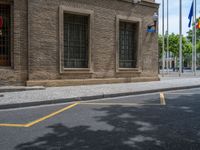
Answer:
0 76 200 109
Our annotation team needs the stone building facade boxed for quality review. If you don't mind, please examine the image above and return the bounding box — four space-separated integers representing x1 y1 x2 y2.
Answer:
0 0 159 86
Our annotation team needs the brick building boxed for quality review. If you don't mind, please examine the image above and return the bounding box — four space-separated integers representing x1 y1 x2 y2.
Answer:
0 0 159 86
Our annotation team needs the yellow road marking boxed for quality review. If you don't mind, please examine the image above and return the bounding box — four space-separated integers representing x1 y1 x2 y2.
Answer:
26 102 79 127
0 102 79 128
80 102 161 106
160 92 166 105
0 123 27 127
166 93 193 95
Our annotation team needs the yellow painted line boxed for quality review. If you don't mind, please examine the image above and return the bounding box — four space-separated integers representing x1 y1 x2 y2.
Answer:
0 102 79 128
166 93 193 95
26 102 79 127
160 92 166 105
80 102 161 106
0 123 27 128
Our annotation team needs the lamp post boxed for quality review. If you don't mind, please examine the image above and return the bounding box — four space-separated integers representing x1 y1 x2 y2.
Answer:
152 12 158 27
147 12 158 33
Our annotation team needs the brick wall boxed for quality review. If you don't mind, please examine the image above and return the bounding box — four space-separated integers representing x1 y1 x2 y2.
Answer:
28 0 159 79
0 0 159 86
0 0 28 85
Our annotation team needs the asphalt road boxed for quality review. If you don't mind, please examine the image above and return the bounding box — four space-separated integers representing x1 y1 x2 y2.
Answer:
0 88 200 150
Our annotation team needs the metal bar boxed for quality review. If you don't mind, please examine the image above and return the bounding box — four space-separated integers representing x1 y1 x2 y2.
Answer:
119 22 136 68
194 0 197 76
192 0 195 73
179 0 182 77
64 14 88 68
166 0 169 74
162 0 165 77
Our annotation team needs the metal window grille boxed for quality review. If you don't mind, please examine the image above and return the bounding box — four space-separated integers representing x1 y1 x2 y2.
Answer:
119 22 137 68
64 13 89 68
0 4 11 66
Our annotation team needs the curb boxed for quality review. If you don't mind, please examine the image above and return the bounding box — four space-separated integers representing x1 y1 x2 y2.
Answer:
0 87 45 93
0 85 200 110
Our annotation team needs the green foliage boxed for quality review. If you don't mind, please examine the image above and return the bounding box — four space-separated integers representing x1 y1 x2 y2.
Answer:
197 42 200 52
158 33 192 58
158 34 163 58
158 20 200 67
186 21 200 53
187 28 200 43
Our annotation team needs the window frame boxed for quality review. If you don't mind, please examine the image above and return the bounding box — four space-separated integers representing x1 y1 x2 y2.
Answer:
59 6 94 74
119 21 138 68
116 15 142 72
0 1 13 68
63 13 89 69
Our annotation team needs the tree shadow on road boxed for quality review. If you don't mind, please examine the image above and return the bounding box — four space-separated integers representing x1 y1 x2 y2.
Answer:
15 93 200 150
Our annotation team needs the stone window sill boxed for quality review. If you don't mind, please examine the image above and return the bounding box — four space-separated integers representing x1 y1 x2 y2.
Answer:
0 66 13 70
116 68 141 73
60 68 93 74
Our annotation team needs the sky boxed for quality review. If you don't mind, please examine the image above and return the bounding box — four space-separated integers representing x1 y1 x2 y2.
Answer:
155 0 200 36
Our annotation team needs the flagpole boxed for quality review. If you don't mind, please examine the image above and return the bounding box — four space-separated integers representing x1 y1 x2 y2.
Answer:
192 0 195 73
194 0 197 76
166 0 169 74
162 0 165 77
179 0 182 77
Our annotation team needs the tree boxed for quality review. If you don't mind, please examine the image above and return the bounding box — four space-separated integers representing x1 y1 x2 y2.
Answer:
186 24 200 53
158 33 192 58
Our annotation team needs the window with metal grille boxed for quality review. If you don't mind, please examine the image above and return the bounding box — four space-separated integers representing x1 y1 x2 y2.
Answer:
64 13 89 68
119 21 138 68
0 4 11 66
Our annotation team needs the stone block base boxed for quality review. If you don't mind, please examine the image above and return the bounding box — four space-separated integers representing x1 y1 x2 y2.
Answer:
26 77 160 87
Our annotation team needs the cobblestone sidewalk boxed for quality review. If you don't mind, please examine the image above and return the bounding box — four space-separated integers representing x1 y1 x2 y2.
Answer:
0 77 200 109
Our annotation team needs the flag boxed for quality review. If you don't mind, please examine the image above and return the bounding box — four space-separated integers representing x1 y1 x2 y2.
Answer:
197 18 200 29
188 1 193 27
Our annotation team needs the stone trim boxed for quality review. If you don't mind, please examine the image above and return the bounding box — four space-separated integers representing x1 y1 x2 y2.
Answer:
0 0 13 4
115 15 142 73
119 0 159 8
59 5 94 74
